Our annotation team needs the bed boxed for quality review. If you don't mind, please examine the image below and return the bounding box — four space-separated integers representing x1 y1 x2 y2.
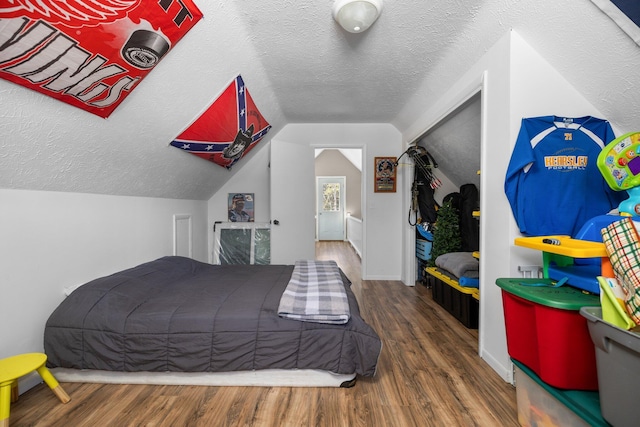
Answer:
43 256 382 387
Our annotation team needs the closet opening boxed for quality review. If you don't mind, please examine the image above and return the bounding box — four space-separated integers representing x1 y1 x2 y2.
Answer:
411 91 482 290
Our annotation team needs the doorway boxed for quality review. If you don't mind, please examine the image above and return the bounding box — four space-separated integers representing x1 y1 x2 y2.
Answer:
314 148 364 274
317 176 346 240
405 84 483 359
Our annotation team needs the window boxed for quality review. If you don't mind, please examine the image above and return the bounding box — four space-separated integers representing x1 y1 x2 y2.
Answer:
322 183 341 212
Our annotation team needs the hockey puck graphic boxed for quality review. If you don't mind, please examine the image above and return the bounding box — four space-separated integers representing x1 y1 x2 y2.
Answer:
122 29 170 69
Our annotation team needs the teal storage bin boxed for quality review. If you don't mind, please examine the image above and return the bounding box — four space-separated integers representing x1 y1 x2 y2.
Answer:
512 359 609 427
416 239 432 261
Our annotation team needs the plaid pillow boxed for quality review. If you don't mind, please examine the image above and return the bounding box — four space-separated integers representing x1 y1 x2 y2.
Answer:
601 217 640 325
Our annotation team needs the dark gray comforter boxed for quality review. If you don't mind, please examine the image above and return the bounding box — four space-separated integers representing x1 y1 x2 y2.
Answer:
44 256 381 376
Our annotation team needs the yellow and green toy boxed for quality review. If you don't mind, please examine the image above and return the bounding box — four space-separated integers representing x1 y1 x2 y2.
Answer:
597 131 640 216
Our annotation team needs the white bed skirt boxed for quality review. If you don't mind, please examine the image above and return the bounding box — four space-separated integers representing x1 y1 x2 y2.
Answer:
50 368 357 388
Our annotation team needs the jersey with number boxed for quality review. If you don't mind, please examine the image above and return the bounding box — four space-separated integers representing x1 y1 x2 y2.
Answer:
504 115 626 236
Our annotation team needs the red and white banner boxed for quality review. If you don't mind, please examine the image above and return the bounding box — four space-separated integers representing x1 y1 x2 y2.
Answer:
170 75 271 169
0 1 203 118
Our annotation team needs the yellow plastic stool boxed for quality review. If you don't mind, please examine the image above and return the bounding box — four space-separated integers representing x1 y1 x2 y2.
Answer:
0 353 70 427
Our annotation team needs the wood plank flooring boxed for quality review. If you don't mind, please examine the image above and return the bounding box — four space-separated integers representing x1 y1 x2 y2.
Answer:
10 242 518 426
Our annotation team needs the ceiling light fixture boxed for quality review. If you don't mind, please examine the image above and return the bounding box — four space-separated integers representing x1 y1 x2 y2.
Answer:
332 0 383 34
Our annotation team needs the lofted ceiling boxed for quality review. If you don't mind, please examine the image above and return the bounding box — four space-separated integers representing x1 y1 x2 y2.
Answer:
316 149 362 171
1 0 640 200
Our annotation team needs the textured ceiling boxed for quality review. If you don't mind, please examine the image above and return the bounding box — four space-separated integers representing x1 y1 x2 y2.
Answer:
232 0 484 123
1 0 640 200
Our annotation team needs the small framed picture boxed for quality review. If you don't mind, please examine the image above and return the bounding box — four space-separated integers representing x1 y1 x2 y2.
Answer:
228 193 254 222
374 157 397 193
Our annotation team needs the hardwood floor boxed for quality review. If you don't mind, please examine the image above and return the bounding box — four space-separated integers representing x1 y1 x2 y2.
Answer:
10 242 518 426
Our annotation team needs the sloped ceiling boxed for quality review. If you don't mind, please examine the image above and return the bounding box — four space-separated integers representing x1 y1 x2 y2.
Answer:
417 94 481 189
1 0 639 200
316 149 362 171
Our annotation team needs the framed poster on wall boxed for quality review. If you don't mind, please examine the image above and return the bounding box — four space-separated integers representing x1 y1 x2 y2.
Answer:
228 193 255 222
374 157 397 193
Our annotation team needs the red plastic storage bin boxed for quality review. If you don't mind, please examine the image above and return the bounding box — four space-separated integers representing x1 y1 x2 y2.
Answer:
496 278 600 390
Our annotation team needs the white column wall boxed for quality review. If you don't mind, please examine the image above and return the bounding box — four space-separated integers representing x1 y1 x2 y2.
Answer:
271 123 404 280
401 30 611 382
207 142 272 263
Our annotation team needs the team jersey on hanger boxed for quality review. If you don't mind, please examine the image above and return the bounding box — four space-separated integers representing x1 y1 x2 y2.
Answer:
504 115 627 237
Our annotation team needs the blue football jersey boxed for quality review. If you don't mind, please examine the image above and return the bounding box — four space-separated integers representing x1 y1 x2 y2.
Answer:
504 115 627 236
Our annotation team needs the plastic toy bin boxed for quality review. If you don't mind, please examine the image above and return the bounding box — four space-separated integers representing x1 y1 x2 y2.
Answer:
426 267 478 329
496 278 600 390
580 306 640 427
512 359 608 427
416 239 432 261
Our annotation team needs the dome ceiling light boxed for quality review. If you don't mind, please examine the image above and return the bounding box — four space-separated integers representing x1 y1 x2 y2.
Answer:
332 0 383 34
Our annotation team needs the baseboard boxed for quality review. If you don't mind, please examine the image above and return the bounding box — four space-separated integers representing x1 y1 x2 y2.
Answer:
480 348 514 385
18 371 43 395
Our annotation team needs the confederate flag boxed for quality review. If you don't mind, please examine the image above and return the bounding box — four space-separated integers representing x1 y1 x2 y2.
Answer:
170 74 271 169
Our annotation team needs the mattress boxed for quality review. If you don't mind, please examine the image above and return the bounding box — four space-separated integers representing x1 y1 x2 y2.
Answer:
44 256 381 377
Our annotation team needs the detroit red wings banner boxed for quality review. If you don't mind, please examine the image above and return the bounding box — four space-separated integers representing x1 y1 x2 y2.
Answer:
170 75 271 169
0 1 203 118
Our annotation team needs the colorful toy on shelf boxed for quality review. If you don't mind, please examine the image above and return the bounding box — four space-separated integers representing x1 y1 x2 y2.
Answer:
597 131 640 216
514 214 623 295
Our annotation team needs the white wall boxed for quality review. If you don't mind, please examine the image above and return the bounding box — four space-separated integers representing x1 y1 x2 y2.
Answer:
0 189 207 360
401 31 512 380
273 124 404 280
400 30 615 383
207 142 272 263
484 34 615 378
507 32 618 274
209 124 404 280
